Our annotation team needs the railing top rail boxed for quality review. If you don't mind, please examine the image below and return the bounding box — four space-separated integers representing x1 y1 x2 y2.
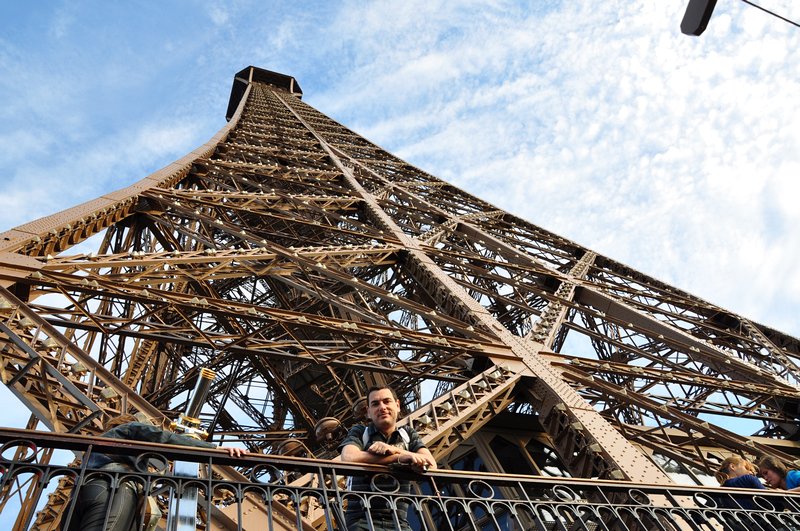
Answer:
1 426 796 500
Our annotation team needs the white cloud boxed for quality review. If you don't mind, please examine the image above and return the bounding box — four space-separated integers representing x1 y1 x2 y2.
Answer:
130 121 202 160
49 6 76 40
208 6 230 26
320 1 800 339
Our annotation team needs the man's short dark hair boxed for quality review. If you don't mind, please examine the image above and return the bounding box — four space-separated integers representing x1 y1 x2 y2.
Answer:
366 385 398 403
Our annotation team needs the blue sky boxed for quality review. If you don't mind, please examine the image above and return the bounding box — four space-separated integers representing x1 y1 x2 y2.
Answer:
0 0 799 424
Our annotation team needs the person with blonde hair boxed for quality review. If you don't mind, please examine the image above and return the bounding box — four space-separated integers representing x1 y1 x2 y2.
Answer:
712 455 765 521
715 456 764 489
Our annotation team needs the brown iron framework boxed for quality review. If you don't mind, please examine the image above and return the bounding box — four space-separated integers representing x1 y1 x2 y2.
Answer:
4 428 800 531
0 66 799 529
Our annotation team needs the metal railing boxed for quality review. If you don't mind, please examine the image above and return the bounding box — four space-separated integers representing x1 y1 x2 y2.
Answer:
1 428 799 530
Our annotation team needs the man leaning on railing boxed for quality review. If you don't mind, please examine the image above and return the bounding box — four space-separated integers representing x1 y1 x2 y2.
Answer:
62 414 245 531
339 385 436 531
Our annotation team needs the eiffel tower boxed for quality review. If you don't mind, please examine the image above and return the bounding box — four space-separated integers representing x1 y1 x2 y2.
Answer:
1 66 799 529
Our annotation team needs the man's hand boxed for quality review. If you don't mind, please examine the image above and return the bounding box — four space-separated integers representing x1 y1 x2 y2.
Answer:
366 441 399 457
221 446 247 458
396 451 436 473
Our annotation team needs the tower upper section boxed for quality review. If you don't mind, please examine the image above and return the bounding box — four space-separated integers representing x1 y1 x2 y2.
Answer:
226 66 302 121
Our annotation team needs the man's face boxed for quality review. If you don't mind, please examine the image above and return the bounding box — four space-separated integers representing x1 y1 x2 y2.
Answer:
367 388 400 434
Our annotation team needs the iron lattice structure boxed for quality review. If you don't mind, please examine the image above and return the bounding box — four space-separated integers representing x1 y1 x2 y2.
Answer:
1 66 799 529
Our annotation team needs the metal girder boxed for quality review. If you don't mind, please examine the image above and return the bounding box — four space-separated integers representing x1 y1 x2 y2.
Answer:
399 362 526 459
0 67 799 529
279 91 671 483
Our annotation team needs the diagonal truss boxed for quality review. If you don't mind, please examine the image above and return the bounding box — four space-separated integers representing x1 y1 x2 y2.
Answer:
0 66 799 528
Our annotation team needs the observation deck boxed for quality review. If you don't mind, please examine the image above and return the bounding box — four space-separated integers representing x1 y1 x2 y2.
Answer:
1 428 797 531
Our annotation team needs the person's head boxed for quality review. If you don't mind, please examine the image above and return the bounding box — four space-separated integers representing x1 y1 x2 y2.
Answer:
758 455 788 488
366 386 400 435
715 456 755 485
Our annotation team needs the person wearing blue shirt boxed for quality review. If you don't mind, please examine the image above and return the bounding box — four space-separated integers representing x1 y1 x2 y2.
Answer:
713 456 766 530
758 455 800 490
716 456 764 490
715 457 764 504
789 469 800 490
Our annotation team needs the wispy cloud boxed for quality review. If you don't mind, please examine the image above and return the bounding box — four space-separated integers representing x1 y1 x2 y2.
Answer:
208 5 230 27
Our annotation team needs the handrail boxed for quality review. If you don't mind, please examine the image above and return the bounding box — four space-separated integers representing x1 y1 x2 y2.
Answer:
3 427 800 530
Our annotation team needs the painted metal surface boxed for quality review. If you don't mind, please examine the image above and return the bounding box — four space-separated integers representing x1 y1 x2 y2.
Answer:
0 66 798 528
2 430 800 531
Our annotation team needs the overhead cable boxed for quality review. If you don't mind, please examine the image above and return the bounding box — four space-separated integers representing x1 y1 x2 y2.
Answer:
740 0 800 29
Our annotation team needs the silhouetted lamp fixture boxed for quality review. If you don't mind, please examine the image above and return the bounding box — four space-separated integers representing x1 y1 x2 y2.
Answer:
353 398 367 420
274 438 310 457
681 0 718 36
314 417 343 444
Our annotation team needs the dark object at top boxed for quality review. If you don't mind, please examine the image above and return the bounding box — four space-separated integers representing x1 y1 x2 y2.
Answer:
681 0 718 36
227 66 302 121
